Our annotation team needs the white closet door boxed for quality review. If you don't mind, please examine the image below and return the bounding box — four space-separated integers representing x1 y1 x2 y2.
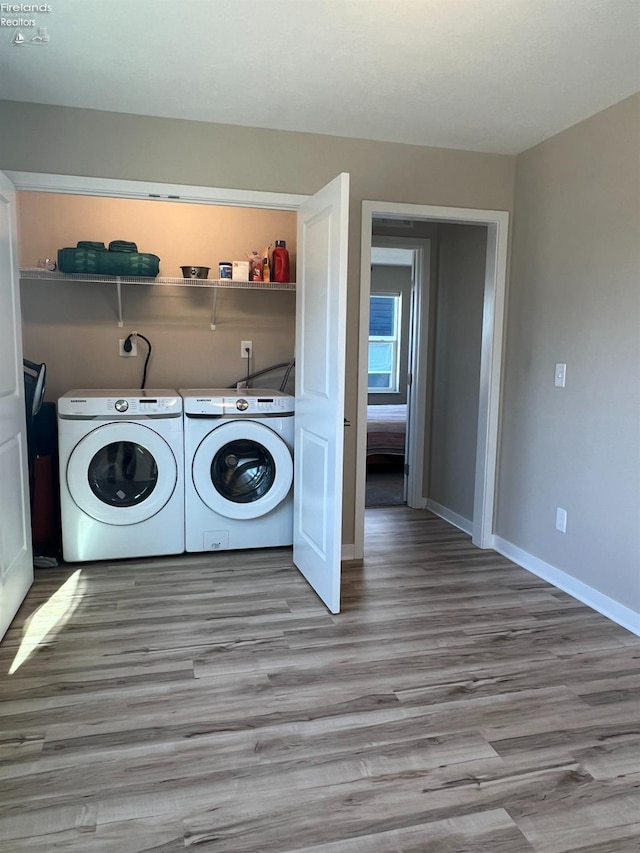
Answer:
0 171 33 640
293 173 349 613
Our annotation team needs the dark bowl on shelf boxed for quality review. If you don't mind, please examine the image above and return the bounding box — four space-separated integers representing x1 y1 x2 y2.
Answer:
181 266 210 279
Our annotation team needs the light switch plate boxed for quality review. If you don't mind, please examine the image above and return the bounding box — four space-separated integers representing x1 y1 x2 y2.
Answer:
554 363 566 387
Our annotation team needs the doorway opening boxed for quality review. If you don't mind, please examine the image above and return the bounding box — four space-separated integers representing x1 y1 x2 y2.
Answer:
365 240 429 510
356 202 509 558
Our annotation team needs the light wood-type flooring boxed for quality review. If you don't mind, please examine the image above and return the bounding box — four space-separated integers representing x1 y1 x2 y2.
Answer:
1 507 640 852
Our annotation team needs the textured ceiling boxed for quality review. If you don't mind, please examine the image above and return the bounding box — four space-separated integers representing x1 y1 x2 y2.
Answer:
0 0 638 154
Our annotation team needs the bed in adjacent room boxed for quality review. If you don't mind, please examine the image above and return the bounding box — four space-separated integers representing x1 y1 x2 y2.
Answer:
366 403 407 458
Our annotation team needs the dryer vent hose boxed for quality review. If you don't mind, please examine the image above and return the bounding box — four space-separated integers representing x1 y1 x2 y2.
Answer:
227 357 295 392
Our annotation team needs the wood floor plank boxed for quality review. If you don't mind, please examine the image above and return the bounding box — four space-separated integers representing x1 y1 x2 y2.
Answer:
512 789 640 853
1 507 639 852
283 809 536 852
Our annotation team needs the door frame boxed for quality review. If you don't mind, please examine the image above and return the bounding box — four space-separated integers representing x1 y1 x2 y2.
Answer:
357 201 509 555
5 172 309 210
369 236 431 510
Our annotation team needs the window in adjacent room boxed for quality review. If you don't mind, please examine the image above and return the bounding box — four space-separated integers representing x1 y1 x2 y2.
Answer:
368 292 401 392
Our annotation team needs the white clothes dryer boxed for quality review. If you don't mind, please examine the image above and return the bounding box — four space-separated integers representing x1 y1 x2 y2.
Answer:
58 390 184 562
180 389 294 552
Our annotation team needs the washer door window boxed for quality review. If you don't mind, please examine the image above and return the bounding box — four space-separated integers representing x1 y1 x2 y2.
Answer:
67 422 178 525
88 442 158 507
193 421 293 520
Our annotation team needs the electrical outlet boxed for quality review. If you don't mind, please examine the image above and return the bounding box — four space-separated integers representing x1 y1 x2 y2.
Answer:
119 338 137 357
555 507 567 533
241 340 253 359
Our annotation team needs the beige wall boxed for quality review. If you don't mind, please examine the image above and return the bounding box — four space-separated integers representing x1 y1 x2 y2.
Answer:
0 99 515 545
497 94 640 612
18 193 297 400
17 192 297 278
428 224 487 522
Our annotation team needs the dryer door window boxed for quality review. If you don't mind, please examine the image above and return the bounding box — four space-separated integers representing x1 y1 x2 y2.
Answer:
193 421 293 520
211 439 275 504
67 422 178 525
88 441 158 507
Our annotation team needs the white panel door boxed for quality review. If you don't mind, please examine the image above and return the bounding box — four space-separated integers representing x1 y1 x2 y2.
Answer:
294 173 349 613
0 171 33 640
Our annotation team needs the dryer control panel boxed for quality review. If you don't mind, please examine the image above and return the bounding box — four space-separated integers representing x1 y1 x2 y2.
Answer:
181 388 294 417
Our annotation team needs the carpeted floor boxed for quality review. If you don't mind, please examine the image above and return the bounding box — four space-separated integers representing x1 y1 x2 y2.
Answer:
365 460 406 507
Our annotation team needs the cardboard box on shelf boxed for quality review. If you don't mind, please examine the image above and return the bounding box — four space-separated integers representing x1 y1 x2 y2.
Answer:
232 261 250 281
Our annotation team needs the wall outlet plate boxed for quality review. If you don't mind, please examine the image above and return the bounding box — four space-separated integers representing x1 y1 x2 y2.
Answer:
555 507 568 533
241 340 253 359
119 339 137 357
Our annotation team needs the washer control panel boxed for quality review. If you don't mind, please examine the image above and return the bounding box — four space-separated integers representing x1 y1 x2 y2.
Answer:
58 390 182 418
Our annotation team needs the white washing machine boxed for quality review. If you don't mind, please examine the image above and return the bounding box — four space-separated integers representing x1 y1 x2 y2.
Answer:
180 389 294 552
58 389 184 562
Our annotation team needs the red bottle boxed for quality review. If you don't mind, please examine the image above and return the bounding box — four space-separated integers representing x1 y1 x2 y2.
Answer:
272 240 290 283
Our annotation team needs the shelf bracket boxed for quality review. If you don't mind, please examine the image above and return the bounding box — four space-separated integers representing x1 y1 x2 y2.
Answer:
210 288 218 331
116 277 124 327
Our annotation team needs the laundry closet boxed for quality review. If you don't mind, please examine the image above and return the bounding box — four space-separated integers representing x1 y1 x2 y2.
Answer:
16 190 298 568
11 173 349 617
17 191 298 400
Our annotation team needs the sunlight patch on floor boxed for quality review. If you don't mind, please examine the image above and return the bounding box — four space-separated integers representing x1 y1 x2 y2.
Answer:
8 569 83 675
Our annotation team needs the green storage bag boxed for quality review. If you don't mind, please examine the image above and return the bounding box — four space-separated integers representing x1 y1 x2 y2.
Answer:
77 241 106 250
97 251 160 277
108 240 138 253
57 247 104 274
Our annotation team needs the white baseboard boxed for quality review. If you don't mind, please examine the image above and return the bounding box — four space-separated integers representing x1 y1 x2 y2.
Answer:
409 496 428 510
426 500 473 536
341 544 356 561
492 535 640 638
